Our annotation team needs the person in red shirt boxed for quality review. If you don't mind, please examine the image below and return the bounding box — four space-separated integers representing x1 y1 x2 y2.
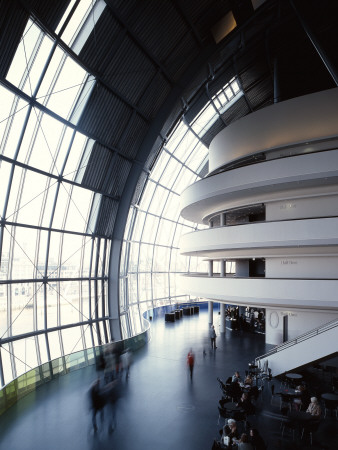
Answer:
187 349 195 381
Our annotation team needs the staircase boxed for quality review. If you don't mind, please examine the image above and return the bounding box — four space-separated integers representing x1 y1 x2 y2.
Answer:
255 319 338 377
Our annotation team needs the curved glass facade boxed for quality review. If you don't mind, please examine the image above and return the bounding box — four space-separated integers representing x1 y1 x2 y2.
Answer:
119 78 242 337
0 0 242 386
0 2 109 386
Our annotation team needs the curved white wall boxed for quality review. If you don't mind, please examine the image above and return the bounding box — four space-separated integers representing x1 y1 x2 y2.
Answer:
181 149 338 224
208 87 338 173
180 218 338 258
179 276 338 310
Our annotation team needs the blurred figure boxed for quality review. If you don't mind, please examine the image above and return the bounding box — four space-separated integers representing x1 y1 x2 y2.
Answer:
187 349 195 381
89 378 105 432
120 348 132 380
102 377 121 433
104 344 116 383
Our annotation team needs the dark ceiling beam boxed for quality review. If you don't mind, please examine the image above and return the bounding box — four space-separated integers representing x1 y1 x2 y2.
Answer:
104 0 175 87
172 0 205 48
289 0 338 86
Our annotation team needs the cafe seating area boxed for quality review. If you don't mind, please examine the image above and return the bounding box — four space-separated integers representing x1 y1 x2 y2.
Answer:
212 358 338 449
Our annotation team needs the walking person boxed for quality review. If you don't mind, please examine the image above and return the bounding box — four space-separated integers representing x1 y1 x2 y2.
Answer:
187 348 195 381
210 324 217 349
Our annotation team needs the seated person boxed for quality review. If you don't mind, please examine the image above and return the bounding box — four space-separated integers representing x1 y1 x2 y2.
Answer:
232 371 242 383
235 433 254 450
228 380 242 402
244 374 253 386
249 428 267 450
236 393 255 416
222 418 240 443
306 397 321 416
294 384 311 411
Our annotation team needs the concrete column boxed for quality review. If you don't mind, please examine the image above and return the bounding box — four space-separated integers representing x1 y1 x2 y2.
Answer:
220 303 225 333
220 260 226 277
208 301 213 324
208 260 213 277
220 213 225 227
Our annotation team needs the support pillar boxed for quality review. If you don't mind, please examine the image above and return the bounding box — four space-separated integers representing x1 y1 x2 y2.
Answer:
220 213 225 227
208 260 213 277
220 303 225 334
220 260 226 277
208 301 213 324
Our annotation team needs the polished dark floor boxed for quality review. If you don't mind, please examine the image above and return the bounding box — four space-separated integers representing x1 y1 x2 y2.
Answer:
0 309 337 450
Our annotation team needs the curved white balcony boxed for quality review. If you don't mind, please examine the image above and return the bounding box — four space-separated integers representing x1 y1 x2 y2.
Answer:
208 87 338 173
180 150 338 224
178 275 338 311
180 217 338 258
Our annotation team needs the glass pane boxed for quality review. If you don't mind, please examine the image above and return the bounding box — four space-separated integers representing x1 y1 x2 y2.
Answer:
132 210 146 242
37 47 89 121
48 331 62 360
13 338 38 376
153 245 171 272
6 20 54 96
0 161 13 219
147 185 169 215
150 151 171 181
63 132 88 181
59 280 81 325
62 326 84 356
138 273 152 301
156 218 176 246
152 273 168 299
142 214 159 243
0 344 13 384
64 185 93 232
0 86 29 159
138 244 154 272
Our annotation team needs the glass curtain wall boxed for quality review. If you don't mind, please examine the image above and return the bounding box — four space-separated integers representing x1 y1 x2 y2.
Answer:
0 1 108 387
119 78 242 338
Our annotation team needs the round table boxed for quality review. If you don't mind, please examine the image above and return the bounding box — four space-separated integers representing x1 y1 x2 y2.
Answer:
288 410 314 423
223 402 242 411
321 393 338 401
286 373 303 380
277 388 300 397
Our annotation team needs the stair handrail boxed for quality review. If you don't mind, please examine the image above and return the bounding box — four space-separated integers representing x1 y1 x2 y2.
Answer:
255 317 338 362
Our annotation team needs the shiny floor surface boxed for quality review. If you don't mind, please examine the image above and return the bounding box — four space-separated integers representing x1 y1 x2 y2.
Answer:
0 309 337 450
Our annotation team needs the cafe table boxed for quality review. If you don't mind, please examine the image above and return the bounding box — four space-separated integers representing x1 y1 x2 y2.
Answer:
223 402 243 412
286 373 303 381
321 393 338 401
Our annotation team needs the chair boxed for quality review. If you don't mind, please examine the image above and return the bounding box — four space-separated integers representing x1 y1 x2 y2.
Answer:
281 419 297 440
280 393 292 412
323 398 338 419
270 384 279 406
217 406 231 425
301 419 321 446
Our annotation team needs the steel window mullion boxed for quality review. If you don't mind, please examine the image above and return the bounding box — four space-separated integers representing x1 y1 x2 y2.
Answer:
88 237 95 347
93 238 101 343
0 153 120 202
101 238 108 343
